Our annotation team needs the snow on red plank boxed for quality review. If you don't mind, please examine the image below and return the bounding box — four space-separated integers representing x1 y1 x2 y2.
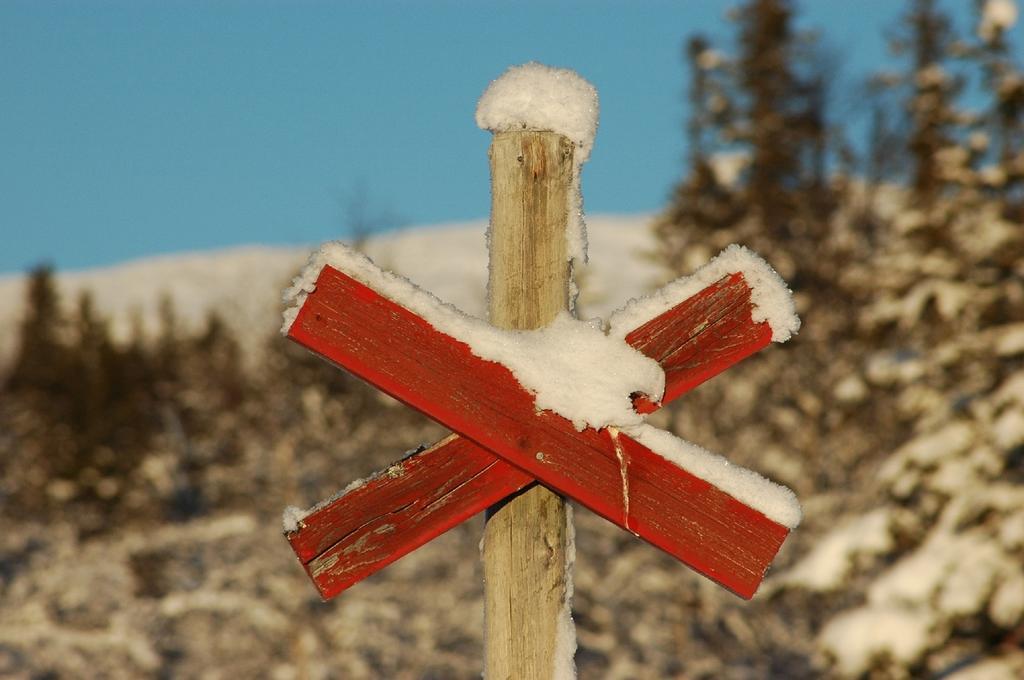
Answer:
286 265 794 598
285 272 773 599
628 272 774 411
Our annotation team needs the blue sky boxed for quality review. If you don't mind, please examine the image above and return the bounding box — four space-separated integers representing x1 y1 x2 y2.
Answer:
2 1 1019 274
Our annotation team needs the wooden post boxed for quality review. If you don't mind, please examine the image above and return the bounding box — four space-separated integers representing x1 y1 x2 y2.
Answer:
483 129 574 678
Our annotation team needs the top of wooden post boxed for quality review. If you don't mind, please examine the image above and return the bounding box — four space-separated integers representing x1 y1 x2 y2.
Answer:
478 62 599 680
477 62 600 271
476 62 599 163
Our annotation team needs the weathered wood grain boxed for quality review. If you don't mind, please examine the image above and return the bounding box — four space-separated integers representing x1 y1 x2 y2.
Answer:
630 272 774 413
483 131 575 680
287 265 790 599
288 434 532 597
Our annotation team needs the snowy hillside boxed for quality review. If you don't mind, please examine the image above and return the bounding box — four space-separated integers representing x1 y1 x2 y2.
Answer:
3 195 1024 678
0 215 660 366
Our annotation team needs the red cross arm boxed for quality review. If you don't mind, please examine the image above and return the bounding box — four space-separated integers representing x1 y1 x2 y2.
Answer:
286 270 771 599
286 265 791 599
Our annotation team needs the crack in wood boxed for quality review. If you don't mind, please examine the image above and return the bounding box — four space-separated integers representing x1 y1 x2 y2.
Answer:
307 500 417 567
421 460 500 513
608 427 634 535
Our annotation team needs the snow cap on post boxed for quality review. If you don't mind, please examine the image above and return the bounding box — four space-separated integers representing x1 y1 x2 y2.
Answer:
475 62 599 164
476 62 599 267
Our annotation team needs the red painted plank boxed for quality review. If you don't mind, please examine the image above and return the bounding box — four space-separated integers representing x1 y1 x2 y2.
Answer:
286 272 773 600
629 272 774 412
287 266 789 599
289 434 532 597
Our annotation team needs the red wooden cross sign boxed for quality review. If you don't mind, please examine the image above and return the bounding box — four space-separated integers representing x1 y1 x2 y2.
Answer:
281 243 802 600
